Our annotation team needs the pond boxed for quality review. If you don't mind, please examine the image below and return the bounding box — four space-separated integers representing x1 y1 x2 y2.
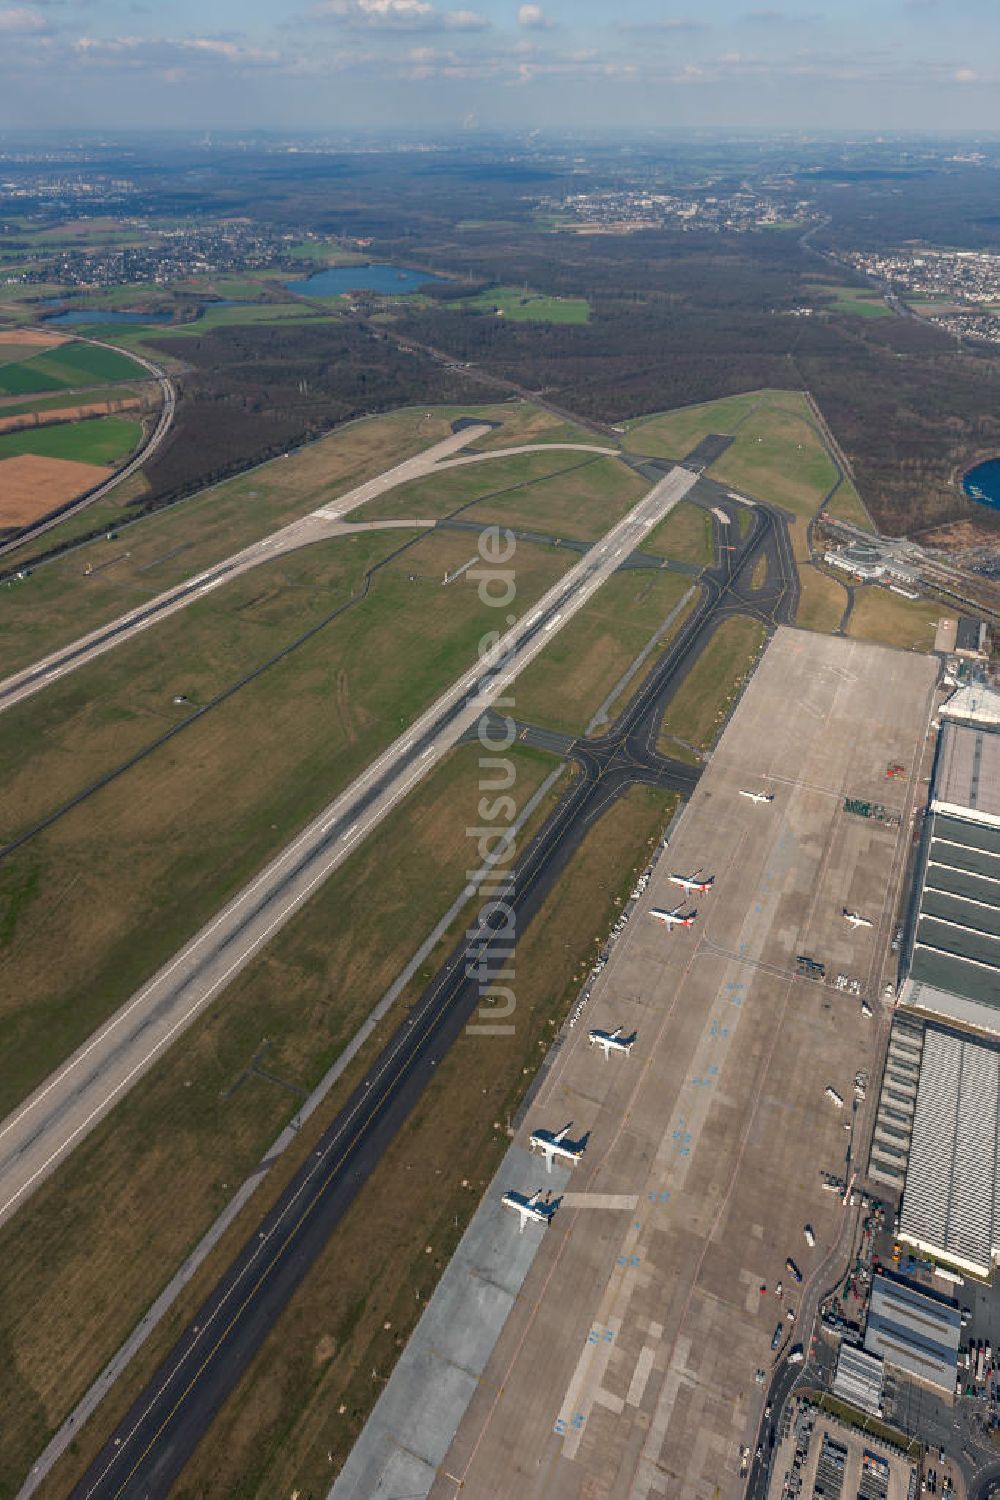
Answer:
963 458 1000 511
44 308 173 326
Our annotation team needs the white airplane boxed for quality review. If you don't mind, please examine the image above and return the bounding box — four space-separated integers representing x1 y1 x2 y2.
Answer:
668 870 715 894
529 1123 588 1173
739 789 774 805
501 1187 558 1233
649 903 697 930
588 1026 637 1060
843 909 873 930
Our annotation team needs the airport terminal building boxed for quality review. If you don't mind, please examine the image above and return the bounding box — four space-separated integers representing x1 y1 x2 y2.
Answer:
900 717 1000 1038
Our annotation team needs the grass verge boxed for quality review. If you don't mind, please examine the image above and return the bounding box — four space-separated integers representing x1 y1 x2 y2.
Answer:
845 586 942 651
658 615 767 754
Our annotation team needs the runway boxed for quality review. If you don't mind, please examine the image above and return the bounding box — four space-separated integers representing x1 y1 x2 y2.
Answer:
0 428 615 716
58 482 800 1500
0 460 697 1231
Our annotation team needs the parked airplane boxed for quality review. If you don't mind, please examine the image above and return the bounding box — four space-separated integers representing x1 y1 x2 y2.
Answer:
588 1026 637 1060
843 909 873 930
529 1124 589 1173
739 789 774 805
668 870 715 894
649 903 697 930
501 1187 558 1233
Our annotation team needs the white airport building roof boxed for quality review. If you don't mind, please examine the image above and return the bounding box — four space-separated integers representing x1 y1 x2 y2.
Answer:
898 1025 1000 1279
864 1275 960 1397
932 721 1000 828
833 1342 885 1416
940 683 1000 731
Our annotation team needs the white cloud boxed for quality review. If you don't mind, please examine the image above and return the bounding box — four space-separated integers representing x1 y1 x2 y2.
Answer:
0 6 47 33
954 65 977 83
313 0 488 28
518 4 552 29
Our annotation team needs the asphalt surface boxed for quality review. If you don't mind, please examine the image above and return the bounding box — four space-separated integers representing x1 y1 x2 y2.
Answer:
0 459 698 1230
63 484 798 1500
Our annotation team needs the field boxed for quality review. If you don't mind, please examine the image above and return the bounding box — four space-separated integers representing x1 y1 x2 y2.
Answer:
0 412 142 466
84 781 677 1500
0 338 145 395
822 476 875 529
623 390 774 461
0 455 111 527
0 739 561 1500
0 530 576 1118
805 281 892 318
708 397 839 520
642 497 714 563
459 285 591 324
0 395 141 435
796 562 850 633
0 405 472 671
657 614 767 755
513 569 693 734
846 585 944 651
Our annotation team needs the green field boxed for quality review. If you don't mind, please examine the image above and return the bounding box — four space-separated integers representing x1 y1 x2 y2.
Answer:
30 776 675 1500
0 739 562 1500
658 615 768 755
624 390 774 460
0 406 472 671
0 413 142 467
643 498 714 564
806 282 893 319
0 385 141 418
460 285 591 324
514 569 693 734
846 585 943 651
0 339 145 394
0 529 575 1119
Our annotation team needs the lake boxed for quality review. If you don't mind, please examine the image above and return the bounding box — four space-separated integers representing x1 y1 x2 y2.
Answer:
45 308 173 326
284 263 447 297
963 459 1000 511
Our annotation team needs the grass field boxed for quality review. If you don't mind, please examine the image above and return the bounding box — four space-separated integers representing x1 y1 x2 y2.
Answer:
0 339 145 394
514 569 693 734
0 406 473 672
0 530 576 1118
0 739 563 1500
797 564 850 634
459 285 591 324
642 498 714 564
845 585 943 651
658 615 768 755
47 779 678 1500
624 390 775 460
0 384 142 418
0 413 142 466
822 477 874 530
708 396 839 521
806 282 893 318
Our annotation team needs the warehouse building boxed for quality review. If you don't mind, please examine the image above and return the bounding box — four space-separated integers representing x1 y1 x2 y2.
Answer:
900 719 1000 1037
833 1342 885 1417
897 1025 1000 1279
864 1276 960 1399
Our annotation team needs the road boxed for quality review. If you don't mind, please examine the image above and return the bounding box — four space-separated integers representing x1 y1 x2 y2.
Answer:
0 338 176 561
0 460 696 1230
0 429 615 715
55 484 798 1500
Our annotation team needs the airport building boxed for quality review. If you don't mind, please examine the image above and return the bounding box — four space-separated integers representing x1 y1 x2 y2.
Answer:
897 1025 1000 1279
899 718 1000 1038
833 1342 885 1416
863 1276 960 1399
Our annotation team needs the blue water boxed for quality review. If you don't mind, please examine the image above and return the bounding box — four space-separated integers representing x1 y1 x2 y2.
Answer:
284 263 445 297
963 459 1000 511
45 308 173 326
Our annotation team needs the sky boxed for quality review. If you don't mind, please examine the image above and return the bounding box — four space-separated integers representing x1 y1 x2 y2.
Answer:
0 0 998 134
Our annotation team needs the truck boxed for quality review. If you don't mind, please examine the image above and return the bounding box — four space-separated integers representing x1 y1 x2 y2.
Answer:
825 1086 844 1108
788 1344 804 1364
786 1257 803 1284
804 1224 816 1247
771 1323 783 1351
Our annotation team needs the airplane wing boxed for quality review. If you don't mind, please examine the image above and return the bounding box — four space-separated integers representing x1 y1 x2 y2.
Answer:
610 1026 622 1038
553 1125 570 1143
526 1190 542 1206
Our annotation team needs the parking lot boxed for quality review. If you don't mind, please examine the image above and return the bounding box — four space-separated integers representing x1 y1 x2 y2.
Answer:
429 628 939 1500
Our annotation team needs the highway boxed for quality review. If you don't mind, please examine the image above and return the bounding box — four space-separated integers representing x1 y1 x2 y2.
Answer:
0 459 696 1230
57 484 798 1500
0 428 614 715
0 338 176 561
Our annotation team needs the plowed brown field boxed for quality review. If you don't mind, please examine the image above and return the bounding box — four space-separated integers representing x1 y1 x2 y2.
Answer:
0 453 109 526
